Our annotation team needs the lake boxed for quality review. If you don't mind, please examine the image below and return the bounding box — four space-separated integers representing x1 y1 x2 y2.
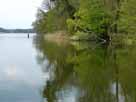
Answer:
0 34 136 102
0 34 45 102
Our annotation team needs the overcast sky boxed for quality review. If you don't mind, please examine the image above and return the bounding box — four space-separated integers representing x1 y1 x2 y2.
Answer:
0 0 43 29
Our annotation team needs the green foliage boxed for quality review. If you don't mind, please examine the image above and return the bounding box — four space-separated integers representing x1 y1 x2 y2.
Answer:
33 0 77 34
119 0 136 34
67 0 112 39
66 18 76 34
33 0 136 40
32 10 47 34
78 0 111 38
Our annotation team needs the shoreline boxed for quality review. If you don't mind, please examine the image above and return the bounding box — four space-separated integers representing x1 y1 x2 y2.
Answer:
44 31 70 45
44 31 136 46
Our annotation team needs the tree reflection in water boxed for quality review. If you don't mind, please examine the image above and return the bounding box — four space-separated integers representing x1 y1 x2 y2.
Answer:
34 36 136 102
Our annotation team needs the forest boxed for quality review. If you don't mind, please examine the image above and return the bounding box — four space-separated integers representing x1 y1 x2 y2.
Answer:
33 0 136 42
32 0 136 101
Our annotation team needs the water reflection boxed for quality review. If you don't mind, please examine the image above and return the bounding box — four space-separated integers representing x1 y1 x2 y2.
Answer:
0 34 43 102
34 36 136 102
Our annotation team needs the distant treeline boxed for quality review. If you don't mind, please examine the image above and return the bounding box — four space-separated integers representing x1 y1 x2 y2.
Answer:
0 27 35 33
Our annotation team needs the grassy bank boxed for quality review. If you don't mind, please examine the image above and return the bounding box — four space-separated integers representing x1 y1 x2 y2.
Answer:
44 31 136 47
44 31 70 45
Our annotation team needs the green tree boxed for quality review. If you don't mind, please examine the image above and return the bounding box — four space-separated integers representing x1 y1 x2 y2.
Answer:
67 0 112 40
119 0 136 34
33 0 77 34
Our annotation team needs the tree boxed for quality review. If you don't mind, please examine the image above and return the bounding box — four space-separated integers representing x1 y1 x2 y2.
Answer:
119 0 136 34
33 0 78 34
67 0 112 40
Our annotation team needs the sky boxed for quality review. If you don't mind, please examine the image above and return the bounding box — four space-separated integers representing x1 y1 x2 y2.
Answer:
0 0 43 29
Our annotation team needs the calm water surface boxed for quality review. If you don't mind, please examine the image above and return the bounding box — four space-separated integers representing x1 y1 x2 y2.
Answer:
0 34 46 102
0 34 136 102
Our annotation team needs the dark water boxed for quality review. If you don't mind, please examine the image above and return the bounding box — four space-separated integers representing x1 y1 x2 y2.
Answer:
0 34 136 102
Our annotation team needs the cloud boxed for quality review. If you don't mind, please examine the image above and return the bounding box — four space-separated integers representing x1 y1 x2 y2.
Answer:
4 64 18 80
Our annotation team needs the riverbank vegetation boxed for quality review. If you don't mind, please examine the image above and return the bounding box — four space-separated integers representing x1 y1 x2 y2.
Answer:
34 36 136 102
33 0 136 42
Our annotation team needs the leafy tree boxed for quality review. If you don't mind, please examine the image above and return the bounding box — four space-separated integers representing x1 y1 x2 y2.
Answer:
33 0 135 40
67 0 112 40
33 0 77 34
118 0 136 34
